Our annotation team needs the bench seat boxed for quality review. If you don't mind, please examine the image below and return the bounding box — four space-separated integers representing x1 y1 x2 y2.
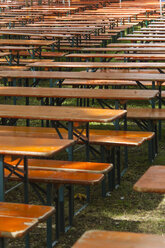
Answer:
0 126 154 147
0 58 53 65
0 202 54 222
127 108 165 120
6 158 112 174
0 202 54 238
12 51 66 58
0 215 38 238
62 78 155 87
5 169 104 185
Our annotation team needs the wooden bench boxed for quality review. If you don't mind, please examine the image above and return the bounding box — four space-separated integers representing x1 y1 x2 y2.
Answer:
0 125 154 186
0 201 54 222
107 43 165 48
0 58 54 65
72 230 165 248
12 51 66 58
133 166 165 193
0 202 54 247
66 53 165 61
4 161 104 239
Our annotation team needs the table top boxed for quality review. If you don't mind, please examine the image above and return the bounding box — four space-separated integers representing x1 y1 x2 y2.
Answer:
0 52 10 57
72 230 165 248
82 47 165 52
1 70 165 82
0 87 158 101
127 108 165 120
0 104 126 123
27 61 165 69
0 135 74 157
0 39 56 46
0 46 36 51
107 43 165 47
118 37 165 41
133 166 165 193
66 53 165 59
0 30 71 39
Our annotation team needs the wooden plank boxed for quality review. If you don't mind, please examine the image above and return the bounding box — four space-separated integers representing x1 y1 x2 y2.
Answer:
0 135 74 157
0 87 158 101
134 166 165 193
0 202 55 221
72 230 165 248
0 71 165 82
0 216 38 238
0 104 126 123
27 61 165 69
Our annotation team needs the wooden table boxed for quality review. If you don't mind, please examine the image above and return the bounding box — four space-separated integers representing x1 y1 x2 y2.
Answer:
0 31 72 49
0 71 165 95
1 70 165 82
0 87 158 108
0 46 37 65
108 43 165 47
82 47 165 52
0 135 74 202
72 230 165 248
27 61 165 73
0 104 126 160
66 53 165 61
133 166 165 193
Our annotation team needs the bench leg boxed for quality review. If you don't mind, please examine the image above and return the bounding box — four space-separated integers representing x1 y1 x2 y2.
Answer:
0 155 4 202
46 184 53 248
59 186 65 233
68 185 74 227
100 145 106 197
0 238 7 248
55 188 60 242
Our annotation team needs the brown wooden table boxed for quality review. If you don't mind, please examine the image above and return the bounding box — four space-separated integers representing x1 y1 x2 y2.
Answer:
27 61 165 74
66 53 165 60
72 230 165 248
0 87 158 106
107 43 165 47
0 135 75 201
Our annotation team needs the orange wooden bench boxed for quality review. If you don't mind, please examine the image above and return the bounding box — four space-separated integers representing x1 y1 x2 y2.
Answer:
4 164 104 240
0 125 154 187
72 230 165 248
133 165 165 193
0 202 54 247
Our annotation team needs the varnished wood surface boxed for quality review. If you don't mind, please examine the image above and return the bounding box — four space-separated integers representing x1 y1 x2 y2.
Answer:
0 30 71 39
0 135 74 157
27 159 112 174
1 70 165 82
5 169 104 185
108 43 165 47
0 104 126 123
66 53 165 59
118 37 165 42
134 166 165 193
27 61 165 69
0 46 36 51
0 66 29 71
82 47 165 52
0 126 154 147
0 52 10 57
127 108 165 120
72 230 165 248
0 39 55 46
0 87 158 101
0 202 55 221
0 216 38 238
